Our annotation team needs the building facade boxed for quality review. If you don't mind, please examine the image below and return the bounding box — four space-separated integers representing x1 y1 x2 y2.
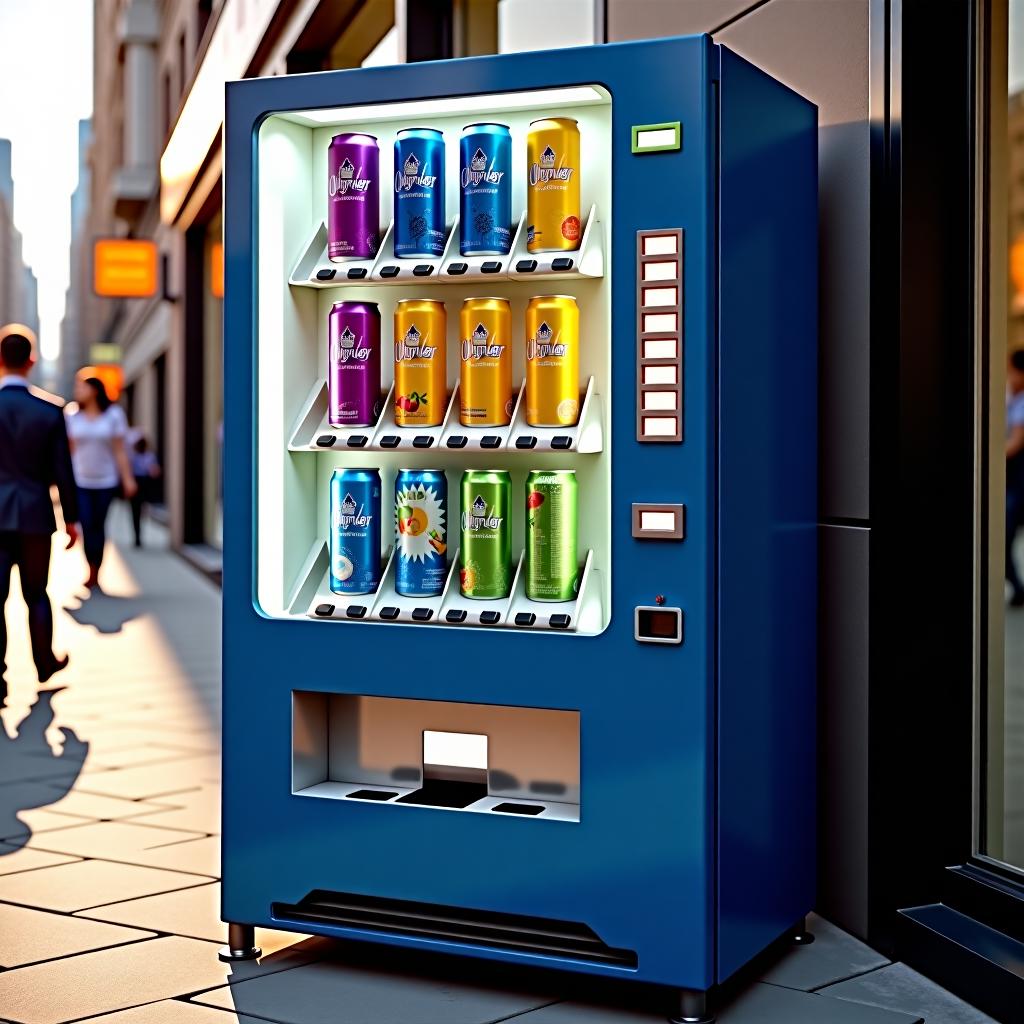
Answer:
0 138 39 334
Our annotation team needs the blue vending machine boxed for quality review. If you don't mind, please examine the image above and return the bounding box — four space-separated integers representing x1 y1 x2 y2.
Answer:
222 34 816 1022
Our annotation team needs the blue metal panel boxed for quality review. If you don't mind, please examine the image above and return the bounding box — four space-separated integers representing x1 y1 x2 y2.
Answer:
715 46 818 981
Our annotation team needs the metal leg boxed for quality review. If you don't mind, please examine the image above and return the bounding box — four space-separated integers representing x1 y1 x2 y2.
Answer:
218 922 262 962
668 987 715 1024
791 916 816 945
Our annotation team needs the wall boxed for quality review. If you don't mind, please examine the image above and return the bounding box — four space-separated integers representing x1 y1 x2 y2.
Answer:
606 0 874 936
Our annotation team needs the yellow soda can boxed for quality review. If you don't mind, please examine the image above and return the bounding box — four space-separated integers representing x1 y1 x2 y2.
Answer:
525 295 580 427
394 299 447 427
459 297 513 427
527 117 581 253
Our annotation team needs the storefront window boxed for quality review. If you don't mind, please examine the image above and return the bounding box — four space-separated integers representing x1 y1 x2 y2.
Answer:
982 0 1024 870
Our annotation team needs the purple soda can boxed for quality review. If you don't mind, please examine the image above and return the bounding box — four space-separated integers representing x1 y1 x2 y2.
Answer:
328 301 381 427
327 133 379 262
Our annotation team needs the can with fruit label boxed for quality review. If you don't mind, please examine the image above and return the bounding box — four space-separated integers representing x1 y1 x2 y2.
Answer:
525 470 579 602
394 299 447 426
525 295 580 427
459 297 513 427
395 469 448 597
526 117 580 253
460 470 511 600
330 468 381 596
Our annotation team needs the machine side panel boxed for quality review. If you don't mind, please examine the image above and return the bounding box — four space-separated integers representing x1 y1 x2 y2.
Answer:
716 45 818 982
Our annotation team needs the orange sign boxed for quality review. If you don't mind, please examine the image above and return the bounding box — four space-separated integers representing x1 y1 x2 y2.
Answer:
78 364 124 402
93 239 159 298
210 241 224 298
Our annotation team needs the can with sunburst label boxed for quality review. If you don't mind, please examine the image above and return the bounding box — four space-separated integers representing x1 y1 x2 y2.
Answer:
395 469 448 598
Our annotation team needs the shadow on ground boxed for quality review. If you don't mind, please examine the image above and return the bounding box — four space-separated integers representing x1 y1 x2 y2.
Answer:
64 588 146 635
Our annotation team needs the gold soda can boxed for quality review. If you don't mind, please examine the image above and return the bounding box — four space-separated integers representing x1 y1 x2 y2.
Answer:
459 297 513 427
527 117 581 254
525 295 580 427
394 299 447 427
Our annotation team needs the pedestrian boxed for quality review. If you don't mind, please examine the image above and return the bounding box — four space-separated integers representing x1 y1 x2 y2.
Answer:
0 325 79 707
127 432 161 548
66 373 136 590
1007 348 1024 607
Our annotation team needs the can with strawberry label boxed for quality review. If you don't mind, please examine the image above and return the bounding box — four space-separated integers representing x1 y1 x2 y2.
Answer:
525 469 578 602
394 298 447 427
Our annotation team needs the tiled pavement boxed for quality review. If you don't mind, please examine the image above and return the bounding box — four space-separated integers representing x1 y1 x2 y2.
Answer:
0 510 996 1023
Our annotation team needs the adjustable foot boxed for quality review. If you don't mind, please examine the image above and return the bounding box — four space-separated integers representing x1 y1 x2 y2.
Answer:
791 916 816 945
668 988 714 1023
219 923 262 962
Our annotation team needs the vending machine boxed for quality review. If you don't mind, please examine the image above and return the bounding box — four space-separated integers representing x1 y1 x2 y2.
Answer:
221 34 816 1022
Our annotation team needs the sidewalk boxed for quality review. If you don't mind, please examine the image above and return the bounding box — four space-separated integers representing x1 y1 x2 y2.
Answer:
0 509 993 1024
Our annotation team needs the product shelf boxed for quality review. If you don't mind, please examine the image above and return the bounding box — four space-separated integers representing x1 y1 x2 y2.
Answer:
289 376 602 454
287 205 604 288
299 547 602 635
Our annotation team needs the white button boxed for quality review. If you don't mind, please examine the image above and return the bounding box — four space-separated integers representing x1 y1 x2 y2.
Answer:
642 286 678 307
643 234 679 255
644 338 677 359
643 312 677 333
643 365 677 385
643 390 677 411
636 128 677 150
640 510 677 531
642 416 678 437
642 260 677 281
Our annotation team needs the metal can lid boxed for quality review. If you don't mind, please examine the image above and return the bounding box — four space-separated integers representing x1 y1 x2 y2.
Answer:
396 297 446 305
528 295 579 302
331 132 378 142
463 122 511 130
528 117 579 126
397 127 444 136
461 296 511 303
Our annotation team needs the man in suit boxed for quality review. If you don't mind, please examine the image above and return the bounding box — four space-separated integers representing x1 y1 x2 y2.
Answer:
0 324 79 706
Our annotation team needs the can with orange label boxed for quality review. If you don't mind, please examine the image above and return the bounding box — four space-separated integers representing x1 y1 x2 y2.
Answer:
459 297 513 427
525 295 579 427
526 118 581 254
394 299 447 427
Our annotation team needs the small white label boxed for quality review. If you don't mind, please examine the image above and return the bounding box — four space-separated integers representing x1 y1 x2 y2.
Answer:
640 510 677 531
423 730 488 770
642 260 677 282
642 286 678 307
642 416 678 437
643 312 677 334
643 390 677 411
644 338 677 359
643 234 679 256
636 128 677 150
643 365 677 385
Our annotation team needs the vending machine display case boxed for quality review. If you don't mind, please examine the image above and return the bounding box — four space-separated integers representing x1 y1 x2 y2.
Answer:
222 35 817 1021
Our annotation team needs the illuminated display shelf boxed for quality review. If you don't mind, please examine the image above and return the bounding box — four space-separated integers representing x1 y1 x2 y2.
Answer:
292 540 601 636
288 375 603 454
287 204 604 289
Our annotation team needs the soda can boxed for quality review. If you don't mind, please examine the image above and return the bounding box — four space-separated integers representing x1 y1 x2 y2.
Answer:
525 470 579 602
328 301 381 427
394 299 447 427
330 469 382 596
327 133 380 261
459 297 513 427
395 469 448 597
525 295 580 426
460 470 511 600
394 128 445 258
526 117 580 254
460 123 512 256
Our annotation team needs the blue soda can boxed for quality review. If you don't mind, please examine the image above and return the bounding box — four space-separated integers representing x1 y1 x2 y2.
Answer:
394 128 445 258
330 469 381 596
460 123 512 256
395 469 448 597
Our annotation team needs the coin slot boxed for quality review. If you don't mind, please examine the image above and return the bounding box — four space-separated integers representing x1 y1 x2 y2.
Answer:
642 260 677 282
644 339 677 359
642 391 677 411
635 606 683 645
643 234 678 256
643 312 678 334
642 285 678 307
643 365 677 385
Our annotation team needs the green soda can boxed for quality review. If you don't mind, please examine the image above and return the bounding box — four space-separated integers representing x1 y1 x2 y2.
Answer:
525 469 579 602
460 470 511 599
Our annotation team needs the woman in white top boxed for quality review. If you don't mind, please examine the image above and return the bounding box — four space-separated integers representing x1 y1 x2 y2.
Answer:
66 375 137 589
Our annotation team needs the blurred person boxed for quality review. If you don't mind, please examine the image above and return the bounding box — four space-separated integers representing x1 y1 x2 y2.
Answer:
0 325 79 706
127 432 161 548
66 374 136 590
1007 348 1024 607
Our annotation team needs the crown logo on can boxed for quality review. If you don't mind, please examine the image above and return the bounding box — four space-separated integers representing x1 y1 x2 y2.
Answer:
473 495 487 514
403 153 420 176
537 322 553 341
341 493 357 514
339 327 356 349
472 323 488 342
471 148 487 171
540 145 556 168
339 157 355 179
404 324 421 344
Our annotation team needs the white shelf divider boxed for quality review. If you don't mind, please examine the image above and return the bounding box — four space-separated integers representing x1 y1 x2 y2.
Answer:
304 547 396 621
363 547 461 625
439 550 525 628
505 375 603 454
288 381 394 451
287 205 603 290
370 385 459 452
439 381 524 452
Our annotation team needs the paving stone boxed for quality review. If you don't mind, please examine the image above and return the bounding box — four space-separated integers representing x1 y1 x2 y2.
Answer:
138 785 221 834
819 962 997 1024
0 935 298 1024
0 806 95 841
193 957 558 1024
87 1001 265 1023
0 843 80 876
0 902 155 968
757 913 890 991
0 858 208 913
74 757 220 801
23 820 205 862
81 745 216 772
127 834 221 877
